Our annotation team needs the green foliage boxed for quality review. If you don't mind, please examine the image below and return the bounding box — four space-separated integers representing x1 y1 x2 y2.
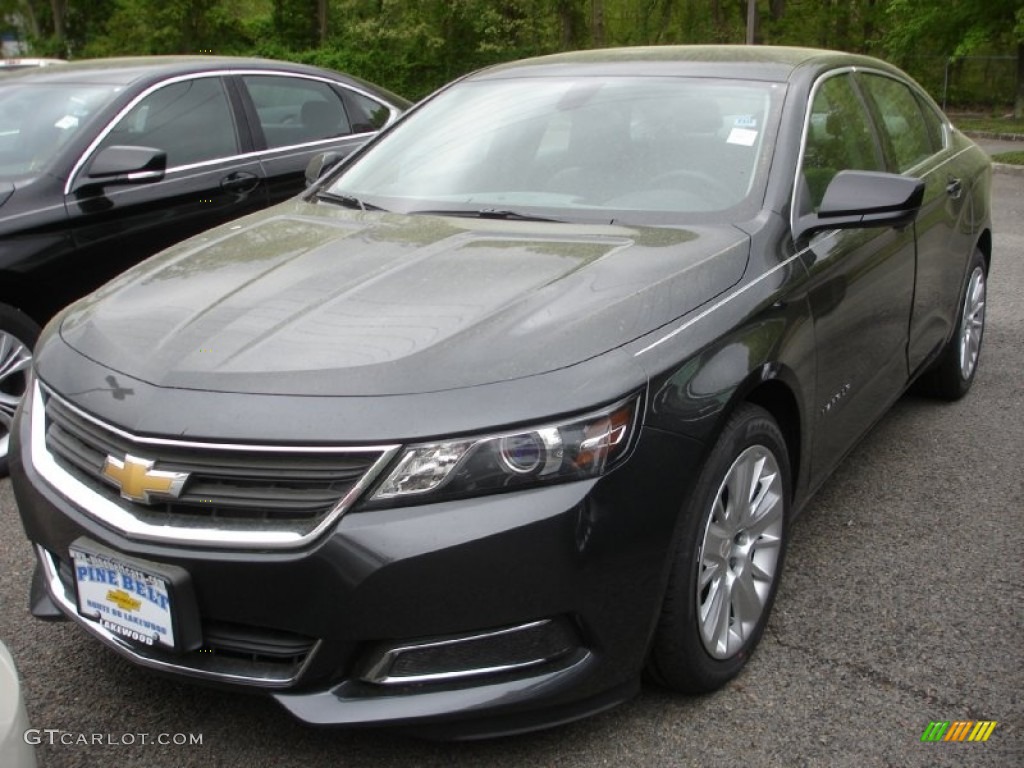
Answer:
884 0 1020 59
3 0 1018 108
955 115 1024 135
760 0 884 54
992 150 1024 165
78 0 257 57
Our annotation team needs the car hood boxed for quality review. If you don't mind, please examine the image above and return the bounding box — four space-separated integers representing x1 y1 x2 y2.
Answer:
58 200 750 396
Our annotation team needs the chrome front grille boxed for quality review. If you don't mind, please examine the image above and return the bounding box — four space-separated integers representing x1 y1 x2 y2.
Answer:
31 382 399 548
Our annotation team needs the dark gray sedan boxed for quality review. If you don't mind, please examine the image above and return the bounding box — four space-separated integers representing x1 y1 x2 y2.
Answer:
10 46 991 738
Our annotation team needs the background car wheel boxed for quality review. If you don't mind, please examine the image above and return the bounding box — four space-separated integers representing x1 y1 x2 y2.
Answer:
0 304 40 477
916 248 987 401
646 403 791 693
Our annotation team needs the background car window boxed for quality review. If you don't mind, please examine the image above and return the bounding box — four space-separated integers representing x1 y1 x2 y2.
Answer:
342 89 392 133
0 84 117 179
802 74 883 210
861 74 937 172
97 77 238 167
242 75 352 149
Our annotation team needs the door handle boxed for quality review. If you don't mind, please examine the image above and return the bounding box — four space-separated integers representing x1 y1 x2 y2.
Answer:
946 177 963 200
220 171 260 195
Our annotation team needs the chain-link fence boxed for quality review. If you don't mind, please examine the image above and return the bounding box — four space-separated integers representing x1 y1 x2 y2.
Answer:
901 55 1018 113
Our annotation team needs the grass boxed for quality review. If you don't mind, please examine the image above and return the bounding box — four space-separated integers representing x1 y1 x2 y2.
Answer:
992 151 1024 165
952 115 1024 135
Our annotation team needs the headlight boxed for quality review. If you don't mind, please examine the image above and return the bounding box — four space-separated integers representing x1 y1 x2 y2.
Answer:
371 394 641 503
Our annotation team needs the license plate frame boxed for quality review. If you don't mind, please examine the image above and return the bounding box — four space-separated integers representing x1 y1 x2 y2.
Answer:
69 538 202 654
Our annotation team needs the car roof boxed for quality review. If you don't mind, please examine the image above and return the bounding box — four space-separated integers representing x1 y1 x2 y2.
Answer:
473 45 905 83
0 55 360 87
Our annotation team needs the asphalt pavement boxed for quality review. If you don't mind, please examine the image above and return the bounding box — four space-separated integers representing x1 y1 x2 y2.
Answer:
1 173 1021 768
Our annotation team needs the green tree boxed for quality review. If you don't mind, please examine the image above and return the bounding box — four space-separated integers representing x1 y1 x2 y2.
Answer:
760 0 883 54
80 0 257 56
884 0 1023 116
4 1 1019 112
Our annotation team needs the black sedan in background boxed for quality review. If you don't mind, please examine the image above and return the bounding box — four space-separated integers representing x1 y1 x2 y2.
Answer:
0 56 409 472
11 46 991 738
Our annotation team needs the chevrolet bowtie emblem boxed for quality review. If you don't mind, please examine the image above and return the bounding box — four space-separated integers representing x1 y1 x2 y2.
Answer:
101 454 188 504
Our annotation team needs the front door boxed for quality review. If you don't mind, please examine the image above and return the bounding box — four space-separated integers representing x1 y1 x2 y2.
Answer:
66 75 268 292
795 72 917 482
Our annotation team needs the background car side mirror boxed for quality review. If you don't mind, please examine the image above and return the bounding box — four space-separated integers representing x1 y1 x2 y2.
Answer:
84 145 166 187
794 170 925 242
305 151 342 187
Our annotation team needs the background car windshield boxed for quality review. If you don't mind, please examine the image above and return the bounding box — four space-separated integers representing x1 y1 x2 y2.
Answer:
330 76 780 220
0 84 118 179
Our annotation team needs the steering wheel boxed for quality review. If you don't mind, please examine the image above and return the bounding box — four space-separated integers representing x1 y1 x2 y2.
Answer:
648 169 736 206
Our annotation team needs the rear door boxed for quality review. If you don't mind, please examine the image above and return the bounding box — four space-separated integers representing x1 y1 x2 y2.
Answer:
66 74 268 287
856 71 976 374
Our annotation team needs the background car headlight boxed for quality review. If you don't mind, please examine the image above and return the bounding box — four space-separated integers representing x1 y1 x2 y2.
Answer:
371 395 640 503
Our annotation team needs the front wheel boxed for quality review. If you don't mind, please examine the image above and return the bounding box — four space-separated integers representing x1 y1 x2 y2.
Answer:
647 404 791 693
0 304 40 477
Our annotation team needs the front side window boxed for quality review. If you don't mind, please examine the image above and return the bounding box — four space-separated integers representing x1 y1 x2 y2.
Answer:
326 76 782 223
242 75 352 149
96 77 238 168
860 73 940 172
801 73 884 211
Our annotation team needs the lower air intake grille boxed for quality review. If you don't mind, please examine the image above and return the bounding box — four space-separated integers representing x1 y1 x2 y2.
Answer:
359 618 580 685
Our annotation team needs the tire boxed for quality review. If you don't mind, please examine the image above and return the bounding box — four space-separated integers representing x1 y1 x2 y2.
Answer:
646 404 791 693
916 248 987 401
0 304 41 477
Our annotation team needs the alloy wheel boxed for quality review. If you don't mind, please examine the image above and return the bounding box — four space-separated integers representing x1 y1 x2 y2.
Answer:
697 444 785 659
0 330 32 462
958 266 986 381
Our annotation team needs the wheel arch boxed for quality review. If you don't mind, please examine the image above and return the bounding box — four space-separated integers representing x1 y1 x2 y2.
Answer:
742 375 802 495
0 273 47 328
645 318 812 504
976 228 992 271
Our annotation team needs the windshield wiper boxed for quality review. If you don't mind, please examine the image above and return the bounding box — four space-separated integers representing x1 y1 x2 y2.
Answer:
407 207 563 223
315 191 387 212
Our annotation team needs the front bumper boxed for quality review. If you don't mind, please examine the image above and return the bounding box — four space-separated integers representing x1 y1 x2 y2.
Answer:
11 392 706 736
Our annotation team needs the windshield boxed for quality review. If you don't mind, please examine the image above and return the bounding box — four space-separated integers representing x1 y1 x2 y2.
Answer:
328 76 783 223
0 84 120 180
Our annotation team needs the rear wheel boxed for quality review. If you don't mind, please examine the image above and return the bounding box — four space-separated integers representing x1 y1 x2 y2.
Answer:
647 404 790 692
916 248 987 401
0 304 40 477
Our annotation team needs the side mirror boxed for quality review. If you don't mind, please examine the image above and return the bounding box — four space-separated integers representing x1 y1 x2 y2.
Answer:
84 145 166 187
794 170 925 242
305 151 342 187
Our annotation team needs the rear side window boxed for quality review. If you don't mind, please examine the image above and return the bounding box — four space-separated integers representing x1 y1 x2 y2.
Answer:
97 77 239 167
342 90 393 133
242 75 352 149
801 73 884 210
860 74 937 172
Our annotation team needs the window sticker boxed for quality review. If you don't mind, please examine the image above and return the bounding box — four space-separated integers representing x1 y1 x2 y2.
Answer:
734 115 757 128
54 115 79 130
727 127 758 146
